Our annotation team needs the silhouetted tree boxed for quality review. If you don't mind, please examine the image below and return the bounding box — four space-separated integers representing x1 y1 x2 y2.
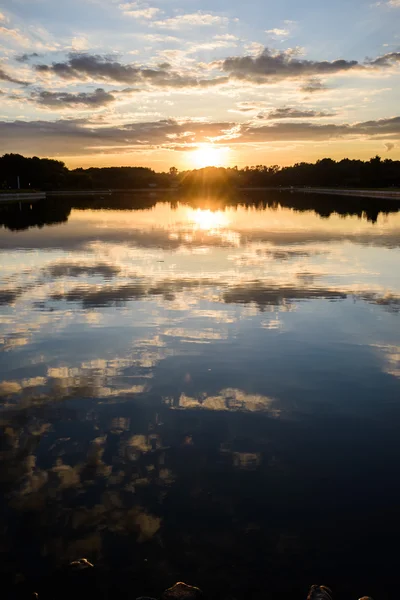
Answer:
1 153 399 191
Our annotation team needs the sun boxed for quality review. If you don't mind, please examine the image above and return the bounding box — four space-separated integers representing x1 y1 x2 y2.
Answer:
191 144 229 168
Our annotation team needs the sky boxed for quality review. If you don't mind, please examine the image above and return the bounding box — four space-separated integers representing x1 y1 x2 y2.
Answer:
0 0 399 170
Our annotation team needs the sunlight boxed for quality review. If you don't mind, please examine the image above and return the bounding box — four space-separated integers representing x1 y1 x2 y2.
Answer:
189 208 228 230
191 144 229 168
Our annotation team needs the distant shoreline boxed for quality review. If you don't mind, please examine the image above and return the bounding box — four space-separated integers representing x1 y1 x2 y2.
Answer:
2 187 400 204
48 187 400 201
276 187 400 201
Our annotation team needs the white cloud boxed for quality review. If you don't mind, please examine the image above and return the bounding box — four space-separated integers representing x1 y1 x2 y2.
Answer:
187 39 237 53
0 23 59 51
0 25 31 48
71 36 89 51
266 28 290 37
151 11 229 29
119 2 161 19
214 33 239 41
141 33 179 43
244 41 265 55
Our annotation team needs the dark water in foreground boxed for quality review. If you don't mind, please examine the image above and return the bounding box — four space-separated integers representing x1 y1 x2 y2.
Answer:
0 192 399 600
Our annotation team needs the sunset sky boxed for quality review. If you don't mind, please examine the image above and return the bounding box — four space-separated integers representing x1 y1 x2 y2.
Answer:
0 0 399 170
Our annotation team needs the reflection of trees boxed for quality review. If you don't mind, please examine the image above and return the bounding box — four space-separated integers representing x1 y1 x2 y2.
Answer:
71 190 399 223
1 189 395 236
0 200 71 231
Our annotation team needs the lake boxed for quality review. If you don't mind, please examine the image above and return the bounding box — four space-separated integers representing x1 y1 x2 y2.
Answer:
0 191 399 600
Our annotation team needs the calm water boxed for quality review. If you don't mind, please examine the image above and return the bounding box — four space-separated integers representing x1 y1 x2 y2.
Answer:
0 192 400 600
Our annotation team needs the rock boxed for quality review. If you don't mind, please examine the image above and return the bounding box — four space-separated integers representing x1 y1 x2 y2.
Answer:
306 585 333 600
161 582 203 600
68 558 94 571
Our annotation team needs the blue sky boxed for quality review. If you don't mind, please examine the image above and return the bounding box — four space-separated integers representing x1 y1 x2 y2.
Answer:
0 0 399 168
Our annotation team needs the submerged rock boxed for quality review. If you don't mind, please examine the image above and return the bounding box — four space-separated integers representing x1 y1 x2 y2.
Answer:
68 558 94 571
161 582 203 600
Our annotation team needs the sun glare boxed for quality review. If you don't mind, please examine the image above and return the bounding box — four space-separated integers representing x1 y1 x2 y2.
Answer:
190 209 228 231
191 144 229 168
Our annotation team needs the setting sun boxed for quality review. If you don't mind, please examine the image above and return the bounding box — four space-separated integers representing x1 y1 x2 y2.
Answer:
191 144 229 168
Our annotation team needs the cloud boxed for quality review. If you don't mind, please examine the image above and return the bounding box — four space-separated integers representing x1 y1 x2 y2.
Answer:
33 47 400 92
214 34 239 41
367 51 400 66
387 0 400 6
187 39 237 53
264 107 336 119
0 25 30 47
150 11 229 29
0 65 27 84
15 52 40 63
119 2 161 19
34 53 225 88
384 142 395 151
221 47 361 82
70 37 90 51
238 115 400 143
31 88 116 108
35 53 144 83
265 28 290 37
2 114 400 156
300 78 329 93
231 101 269 113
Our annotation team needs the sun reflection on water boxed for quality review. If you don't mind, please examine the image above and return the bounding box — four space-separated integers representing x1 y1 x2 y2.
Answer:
188 208 229 231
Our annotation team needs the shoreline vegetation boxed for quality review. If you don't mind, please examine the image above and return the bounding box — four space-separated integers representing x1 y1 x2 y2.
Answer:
1 154 400 197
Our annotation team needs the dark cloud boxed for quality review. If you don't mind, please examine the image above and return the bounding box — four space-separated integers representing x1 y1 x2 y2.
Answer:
265 107 336 119
15 52 40 63
31 48 400 94
0 65 27 85
300 78 329 93
32 88 116 108
0 117 235 155
238 116 400 142
221 48 360 82
1 113 400 156
367 52 400 67
46 262 120 278
385 142 395 152
35 52 226 88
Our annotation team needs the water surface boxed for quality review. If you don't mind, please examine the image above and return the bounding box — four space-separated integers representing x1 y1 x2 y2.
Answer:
1 192 399 599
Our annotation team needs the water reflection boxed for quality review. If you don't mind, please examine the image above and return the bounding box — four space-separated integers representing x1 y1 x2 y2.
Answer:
0 193 400 599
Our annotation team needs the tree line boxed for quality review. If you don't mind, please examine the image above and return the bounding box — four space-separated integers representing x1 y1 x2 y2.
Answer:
1 153 399 191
